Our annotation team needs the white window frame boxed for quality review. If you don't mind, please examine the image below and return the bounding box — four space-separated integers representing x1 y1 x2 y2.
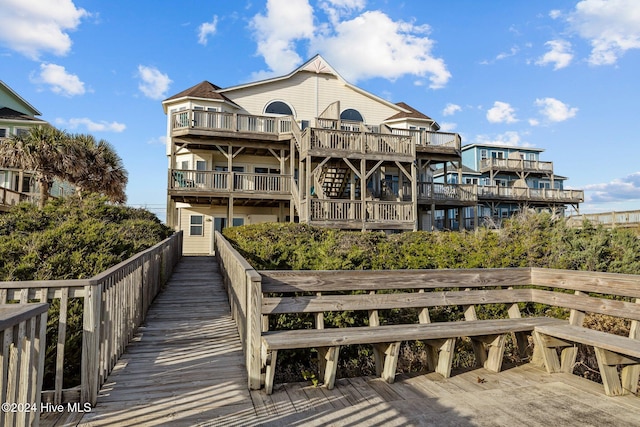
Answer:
189 215 204 236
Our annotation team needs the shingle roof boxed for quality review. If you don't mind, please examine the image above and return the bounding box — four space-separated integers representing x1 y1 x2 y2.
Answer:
0 107 44 122
164 81 226 102
386 102 434 121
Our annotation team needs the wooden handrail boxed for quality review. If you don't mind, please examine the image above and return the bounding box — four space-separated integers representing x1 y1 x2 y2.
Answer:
0 231 183 406
0 303 48 427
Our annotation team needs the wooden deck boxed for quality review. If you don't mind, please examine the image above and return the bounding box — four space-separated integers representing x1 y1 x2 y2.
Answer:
42 256 640 426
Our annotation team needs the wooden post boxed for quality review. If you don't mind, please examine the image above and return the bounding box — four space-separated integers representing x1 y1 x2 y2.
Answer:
622 299 640 394
81 282 102 405
246 271 262 390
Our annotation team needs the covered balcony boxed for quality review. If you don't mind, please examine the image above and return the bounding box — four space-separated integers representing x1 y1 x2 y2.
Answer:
170 110 294 142
168 169 292 201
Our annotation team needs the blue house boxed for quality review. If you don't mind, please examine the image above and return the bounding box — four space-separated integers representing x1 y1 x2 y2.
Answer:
434 143 583 228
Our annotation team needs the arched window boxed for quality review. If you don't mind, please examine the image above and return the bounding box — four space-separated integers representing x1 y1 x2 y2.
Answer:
265 101 293 116
340 108 364 122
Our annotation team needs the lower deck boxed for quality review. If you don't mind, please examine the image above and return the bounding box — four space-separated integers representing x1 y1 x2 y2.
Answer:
39 257 640 427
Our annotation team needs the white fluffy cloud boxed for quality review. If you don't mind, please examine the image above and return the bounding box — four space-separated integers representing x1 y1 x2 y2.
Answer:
442 103 461 116
250 0 451 88
439 122 457 132
535 97 578 122
536 40 573 70
250 0 315 78
568 0 640 65
0 0 88 59
32 63 85 96
486 101 518 124
137 65 172 100
585 172 640 203
56 117 126 133
198 16 218 46
474 131 532 147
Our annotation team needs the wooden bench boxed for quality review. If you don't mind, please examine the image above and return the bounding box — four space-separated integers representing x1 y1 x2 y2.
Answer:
534 324 640 396
263 317 565 394
259 268 563 394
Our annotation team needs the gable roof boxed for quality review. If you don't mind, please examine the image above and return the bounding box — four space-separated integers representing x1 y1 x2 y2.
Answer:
0 81 41 117
386 102 434 121
218 55 408 114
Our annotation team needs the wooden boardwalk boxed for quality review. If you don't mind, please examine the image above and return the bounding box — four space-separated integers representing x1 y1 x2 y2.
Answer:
42 256 640 426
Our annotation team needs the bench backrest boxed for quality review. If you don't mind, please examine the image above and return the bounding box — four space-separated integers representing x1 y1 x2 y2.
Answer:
260 267 640 323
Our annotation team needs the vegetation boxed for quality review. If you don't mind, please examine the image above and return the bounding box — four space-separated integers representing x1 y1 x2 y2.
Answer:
0 125 127 207
0 195 172 389
224 211 640 385
223 211 640 273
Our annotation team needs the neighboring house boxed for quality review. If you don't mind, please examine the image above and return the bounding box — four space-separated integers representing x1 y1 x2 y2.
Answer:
0 81 74 211
162 55 582 254
435 144 583 228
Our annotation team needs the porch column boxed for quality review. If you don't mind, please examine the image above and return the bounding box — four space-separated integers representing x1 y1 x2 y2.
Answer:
228 196 234 227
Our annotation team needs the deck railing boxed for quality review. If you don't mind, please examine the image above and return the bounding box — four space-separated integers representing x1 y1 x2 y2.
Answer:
171 110 293 135
305 128 414 157
480 158 554 172
389 129 461 150
307 199 414 223
0 304 48 427
478 186 584 203
214 231 262 390
0 232 182 407
418 183 477 202
0 187 34 208
367 200 413 222
567 210 640 228
310 199 363 222
169 169 292 194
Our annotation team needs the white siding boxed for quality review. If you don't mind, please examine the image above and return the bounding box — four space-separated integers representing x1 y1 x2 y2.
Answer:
223 72 401 125
179 205 286 255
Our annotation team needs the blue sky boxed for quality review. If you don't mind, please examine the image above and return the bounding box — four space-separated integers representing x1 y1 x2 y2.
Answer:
1 0 640 221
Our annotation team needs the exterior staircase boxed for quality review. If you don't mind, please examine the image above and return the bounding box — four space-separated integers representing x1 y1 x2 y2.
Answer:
321 166 349 198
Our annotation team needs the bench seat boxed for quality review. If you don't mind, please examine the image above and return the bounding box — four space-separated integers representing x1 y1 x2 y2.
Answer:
262 316 566 394
534 324 640 396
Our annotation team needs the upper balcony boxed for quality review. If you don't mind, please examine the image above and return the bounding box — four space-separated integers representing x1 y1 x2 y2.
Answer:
170 110 294 143
477 185 584 204
170 109 462 160
480 158 554 174
301 128 416 160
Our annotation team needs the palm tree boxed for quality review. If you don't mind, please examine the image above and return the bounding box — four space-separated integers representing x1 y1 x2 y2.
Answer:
68 134 128 203
0 125 70 208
